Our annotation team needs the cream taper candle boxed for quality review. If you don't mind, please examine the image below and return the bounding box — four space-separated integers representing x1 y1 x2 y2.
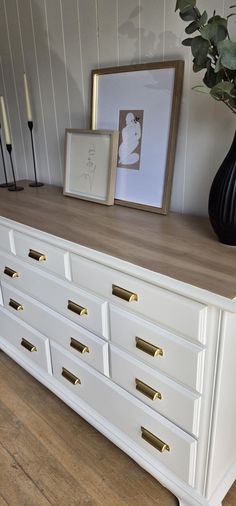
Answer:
0 96 11 145
23 73 33 122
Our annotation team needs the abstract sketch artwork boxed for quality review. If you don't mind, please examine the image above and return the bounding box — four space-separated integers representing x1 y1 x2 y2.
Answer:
64 129 119 205
78 144 97 192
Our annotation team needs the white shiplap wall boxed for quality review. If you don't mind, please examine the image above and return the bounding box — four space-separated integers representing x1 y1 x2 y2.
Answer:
0 0 235 215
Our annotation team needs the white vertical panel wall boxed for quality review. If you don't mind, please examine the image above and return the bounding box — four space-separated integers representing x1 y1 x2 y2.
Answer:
0 0 235 215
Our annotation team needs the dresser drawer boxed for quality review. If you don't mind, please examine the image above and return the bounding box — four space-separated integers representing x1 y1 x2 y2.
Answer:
0 307 52 373
0 224 12 253
70 253 207 343
110 306 204 392
51 341 197 486
0 251 108 338
1 282 109 375
110 346 201 436
13 230 68 278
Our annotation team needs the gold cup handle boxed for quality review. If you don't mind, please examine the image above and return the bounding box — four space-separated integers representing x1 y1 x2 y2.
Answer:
135 337 163 357
28 249 47 262
61 367 81 385
112 284 138 302
141 427 170 453
9 298 24 311
67 300 88 316
21 338 37 352
135 378 162 401
70 338 89 354
4 266 20 278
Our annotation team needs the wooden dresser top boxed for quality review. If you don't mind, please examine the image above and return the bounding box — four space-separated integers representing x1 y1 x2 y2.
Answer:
0 181 235 299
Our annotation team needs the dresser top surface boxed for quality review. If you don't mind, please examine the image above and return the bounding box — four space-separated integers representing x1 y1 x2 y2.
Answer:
0 181 235 299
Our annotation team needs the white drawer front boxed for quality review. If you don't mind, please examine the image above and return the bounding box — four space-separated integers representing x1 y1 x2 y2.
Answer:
110 306 204 392
70 253 207 342
0 307 51 373
1 282 109 375
110 346 201 436
0 251 108 338
0 225 12 253
51 341 197 486
14 230 68 278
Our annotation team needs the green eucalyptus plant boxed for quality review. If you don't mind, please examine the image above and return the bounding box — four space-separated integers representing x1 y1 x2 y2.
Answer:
175 0 236 114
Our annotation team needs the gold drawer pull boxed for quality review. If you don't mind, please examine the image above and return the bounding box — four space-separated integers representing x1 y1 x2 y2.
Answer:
9 298 24 311
28 249 46 262
136 337 163 357
70 338 89 354
62 367 81 385
112 284 138 302
21 338 37 352
141 427 170 453
67 300 88 316
135 378 162 401
4 266 20 278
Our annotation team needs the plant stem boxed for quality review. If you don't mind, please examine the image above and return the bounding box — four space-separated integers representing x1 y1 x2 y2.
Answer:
223 100 236 114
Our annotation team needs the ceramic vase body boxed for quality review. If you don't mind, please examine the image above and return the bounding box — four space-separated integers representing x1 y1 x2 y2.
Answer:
208 130 236 245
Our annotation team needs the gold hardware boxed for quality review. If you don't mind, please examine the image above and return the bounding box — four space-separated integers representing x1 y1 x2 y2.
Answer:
4 266 20 278
28 249 47 262
21 338 37 352
70 338 89 354
9 298 24 311
67 300 88 316
135 337 163 357
135 378 162 401
112 284 138 302
141 427 170 453
61 367 81 385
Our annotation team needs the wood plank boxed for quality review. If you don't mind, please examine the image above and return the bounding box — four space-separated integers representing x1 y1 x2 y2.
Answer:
30 0 61 185
60 0 86 129
0 181 235 299
0 440 51 506
17 0 51 184
0 352 177 505
118 0 140 65
0 1 23 179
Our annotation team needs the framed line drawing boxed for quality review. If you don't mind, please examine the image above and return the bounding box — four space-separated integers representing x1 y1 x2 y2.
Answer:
64 129 119 205
91 61 184 214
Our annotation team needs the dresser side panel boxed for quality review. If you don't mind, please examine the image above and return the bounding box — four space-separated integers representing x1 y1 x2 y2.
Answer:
206 311 236 497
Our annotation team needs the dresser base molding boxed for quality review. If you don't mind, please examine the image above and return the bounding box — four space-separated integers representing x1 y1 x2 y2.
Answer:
0 337 233 506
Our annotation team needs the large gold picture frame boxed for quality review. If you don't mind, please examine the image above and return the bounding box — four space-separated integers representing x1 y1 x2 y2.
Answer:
91 61 184 214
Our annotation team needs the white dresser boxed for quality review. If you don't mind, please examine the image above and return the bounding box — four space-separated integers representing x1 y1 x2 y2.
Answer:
0 183 235 506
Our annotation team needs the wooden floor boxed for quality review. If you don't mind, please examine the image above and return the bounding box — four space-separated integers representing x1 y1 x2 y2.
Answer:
0 353 235 506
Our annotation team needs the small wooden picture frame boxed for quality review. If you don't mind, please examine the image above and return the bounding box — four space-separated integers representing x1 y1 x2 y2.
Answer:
64 129 119 205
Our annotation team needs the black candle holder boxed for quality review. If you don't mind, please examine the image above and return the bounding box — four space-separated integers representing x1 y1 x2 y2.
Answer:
28 121 44 187
0 125 13 188
6 144 24 192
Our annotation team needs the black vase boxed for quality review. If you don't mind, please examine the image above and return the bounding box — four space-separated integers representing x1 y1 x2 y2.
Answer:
208 129 236 245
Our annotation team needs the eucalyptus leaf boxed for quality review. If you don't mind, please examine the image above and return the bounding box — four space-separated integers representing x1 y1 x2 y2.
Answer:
208 15 227 27
193 60 208 72
180 9 198 21
192 85 210 93
214 57 222 73
200 20 228 43
177 0 196 13
191 36 210 64
218 40 236 69
199 10 208 25
185 20 200 34
210 81 234 100
182 37 193 46
203 65 218 87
